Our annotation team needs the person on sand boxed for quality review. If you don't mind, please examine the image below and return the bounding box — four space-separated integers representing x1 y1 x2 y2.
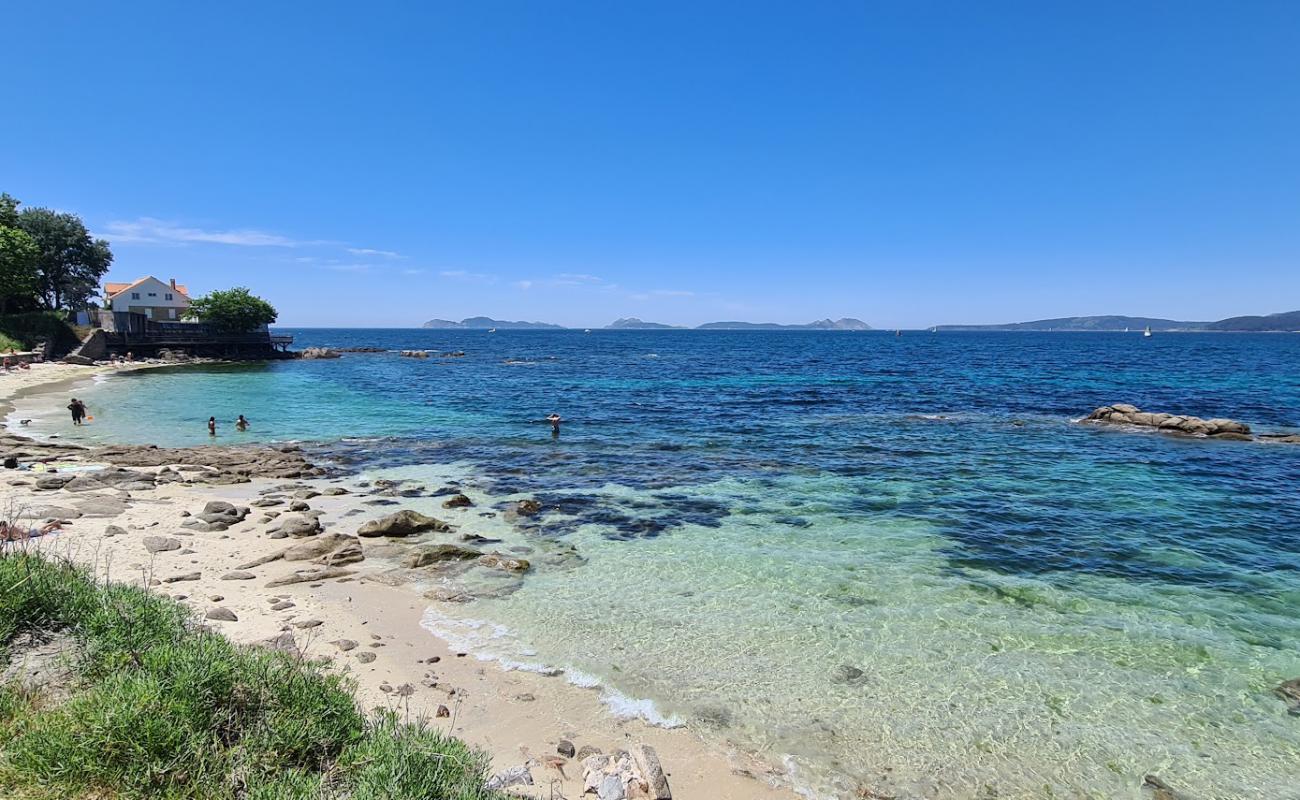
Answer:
235 414 249 431
208 416 217 436
68 398 85 426
0 519 62 544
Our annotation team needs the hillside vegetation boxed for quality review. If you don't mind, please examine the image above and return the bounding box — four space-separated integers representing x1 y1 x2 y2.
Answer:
0 550 500 800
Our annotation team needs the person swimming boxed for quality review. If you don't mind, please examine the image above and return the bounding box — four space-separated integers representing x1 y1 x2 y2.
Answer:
208 416 217 436
235 414 249 431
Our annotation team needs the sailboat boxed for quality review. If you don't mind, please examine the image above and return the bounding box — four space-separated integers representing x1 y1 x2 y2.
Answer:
1143 326 1152 338
488 328 497 334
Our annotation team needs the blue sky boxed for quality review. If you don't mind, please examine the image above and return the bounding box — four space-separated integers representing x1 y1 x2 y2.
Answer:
3 2 1298 328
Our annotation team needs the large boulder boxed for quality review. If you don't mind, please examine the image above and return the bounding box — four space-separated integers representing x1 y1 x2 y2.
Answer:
274 514 322 538
403 544 480 568
282 533 364 566
357 509 450 538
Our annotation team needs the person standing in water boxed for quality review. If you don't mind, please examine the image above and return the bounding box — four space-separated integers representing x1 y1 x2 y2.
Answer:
67 399 85 426
546 413 562 437
207 416 217 436
235 415 249 431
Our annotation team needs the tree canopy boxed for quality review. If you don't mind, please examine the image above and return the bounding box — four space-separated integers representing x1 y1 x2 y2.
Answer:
0 195 40 314
187 287 278 333
16 205 113 310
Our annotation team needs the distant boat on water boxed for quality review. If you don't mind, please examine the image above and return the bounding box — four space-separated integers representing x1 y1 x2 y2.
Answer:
1143 326 1152 338
488 328 497 333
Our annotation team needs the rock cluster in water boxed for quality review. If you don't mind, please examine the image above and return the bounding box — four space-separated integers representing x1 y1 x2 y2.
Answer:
1083 404 1300 443
300 347 342 359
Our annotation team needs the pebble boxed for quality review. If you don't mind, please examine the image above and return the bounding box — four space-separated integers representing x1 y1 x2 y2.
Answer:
355 652 377 664
558 739 576 758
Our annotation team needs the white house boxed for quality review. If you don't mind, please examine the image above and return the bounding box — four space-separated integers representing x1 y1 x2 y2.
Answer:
103 276 191 320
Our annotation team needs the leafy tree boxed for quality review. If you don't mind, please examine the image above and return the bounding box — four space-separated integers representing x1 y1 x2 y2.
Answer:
0 228 40 314
16 205 113 310
0 195 40 313
187 287 278 332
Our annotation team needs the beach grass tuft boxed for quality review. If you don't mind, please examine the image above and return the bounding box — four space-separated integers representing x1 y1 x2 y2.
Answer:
0 549 501 799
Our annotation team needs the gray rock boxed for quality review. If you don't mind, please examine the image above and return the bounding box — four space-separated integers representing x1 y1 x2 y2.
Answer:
485 765 534 791
162 572 202 583
274 514 322 538
205 607 238 622
331 639 358 651
261 632 298 654
103 525 127 538
515 498 542 516
558 739 576 758
74 496 129 517
442 493 473 509
477 552 531 573
357 509 450 538
403 544 481 568
264 566 355 587
62 474 107 492
35 474 74 490
281 533 363 566
293 619 324 629
270 600 294 611
143 536 181 554
355 651 377 663
181 518 229 532
831 664 867 686
631 744 672 800
597 774 626 800
576 745 602 760
221 571 256 581
289 499 310 512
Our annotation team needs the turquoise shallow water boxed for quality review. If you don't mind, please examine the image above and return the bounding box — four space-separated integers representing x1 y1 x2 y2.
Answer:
11 330 1300 798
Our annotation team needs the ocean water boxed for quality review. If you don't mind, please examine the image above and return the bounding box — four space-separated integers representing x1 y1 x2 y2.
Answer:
13 330 1300 799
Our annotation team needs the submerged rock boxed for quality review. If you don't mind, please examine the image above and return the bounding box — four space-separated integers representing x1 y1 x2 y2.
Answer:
442 493 473 509
477 552 531 573
1274 677 1300 715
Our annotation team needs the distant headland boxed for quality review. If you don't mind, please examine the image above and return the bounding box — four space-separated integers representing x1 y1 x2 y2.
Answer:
935 310 1300 332
422 316 873 330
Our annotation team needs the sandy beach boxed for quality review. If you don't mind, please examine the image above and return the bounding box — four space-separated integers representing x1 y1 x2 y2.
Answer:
1 363 799 800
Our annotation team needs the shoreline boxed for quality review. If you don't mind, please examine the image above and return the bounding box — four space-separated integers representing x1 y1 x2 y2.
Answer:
1 364 800 799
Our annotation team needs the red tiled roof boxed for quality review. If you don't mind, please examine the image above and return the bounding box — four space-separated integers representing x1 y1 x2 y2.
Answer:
104 277 190 299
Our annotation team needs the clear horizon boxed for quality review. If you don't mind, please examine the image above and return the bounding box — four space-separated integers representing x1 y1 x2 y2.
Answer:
3 2 1298 328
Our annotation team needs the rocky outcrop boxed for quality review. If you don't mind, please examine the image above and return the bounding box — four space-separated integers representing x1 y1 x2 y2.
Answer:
399 350 430 358
356 509 450 538
1083 405 1259 440
300 347 341 359
90 442 323 481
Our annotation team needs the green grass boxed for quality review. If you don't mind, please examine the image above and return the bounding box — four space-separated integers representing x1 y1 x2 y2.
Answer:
0 551 501 800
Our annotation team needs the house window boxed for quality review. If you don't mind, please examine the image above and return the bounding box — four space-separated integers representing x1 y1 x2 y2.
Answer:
169 308 177 319
131 292 140 299
165 293 174 301
147 292 157 297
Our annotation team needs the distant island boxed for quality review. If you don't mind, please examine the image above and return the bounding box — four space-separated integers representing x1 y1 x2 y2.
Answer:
425 316 873 330
606 318 680 329
421 316 564 329
695 318 871 330
935 310 1300 332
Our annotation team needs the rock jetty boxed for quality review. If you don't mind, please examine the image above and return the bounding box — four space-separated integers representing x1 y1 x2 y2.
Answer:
300 347 342 359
